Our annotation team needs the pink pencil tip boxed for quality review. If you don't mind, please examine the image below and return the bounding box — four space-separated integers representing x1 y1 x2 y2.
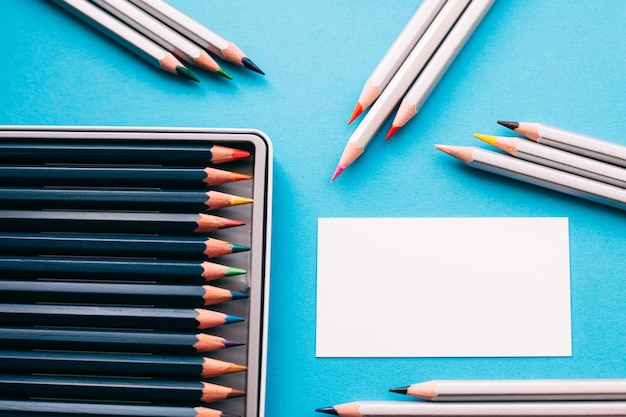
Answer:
330 165 345 182
386 124 400 140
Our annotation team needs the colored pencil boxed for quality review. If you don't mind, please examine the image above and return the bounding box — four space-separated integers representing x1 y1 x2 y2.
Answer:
92 0 231 79
435 145 626 210
316 400 626 416
0 256 246 281
129 0 264 74
0 141 250 165
474 134 626 188
0 210 244 235
347 0 447 123
390 378 626 401
0 327 243 353
498 121 626 168
0 188 252 212
50 0 198 81
0 280 248 307
331 0 471 181
0 399 238 417
0 350 246 378
0 165 251 187
386 0 494 139
0 303 243 330
0 232 249 259
0 374 245 404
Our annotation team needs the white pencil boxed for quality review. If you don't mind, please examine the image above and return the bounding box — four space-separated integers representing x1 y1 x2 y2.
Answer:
387 0 494 139
474 134 626 188
347 0 448 124
50 0 198 81
391 379 626 402
435 145 626 211
91 0 230 79
331 0 471 181
128 0 264 75
498 121 626 168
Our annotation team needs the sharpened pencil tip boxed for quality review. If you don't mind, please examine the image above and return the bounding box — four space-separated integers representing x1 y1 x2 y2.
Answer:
316 407 338 415
242 57 265 75
176 66 200 82
228 242 251 253
497 120 519 130
223 338 245 348
231 149 251 161
386 124 400 140
224 314 245 324
230 290 249 300
217 67 233 80
230 196 254 206
389 386 409 394
225 266 247 276
473 133 497 145
330 165 345 182
348 102 363 124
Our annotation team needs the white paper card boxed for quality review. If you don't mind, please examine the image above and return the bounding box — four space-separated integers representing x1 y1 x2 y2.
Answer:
316 217 571 357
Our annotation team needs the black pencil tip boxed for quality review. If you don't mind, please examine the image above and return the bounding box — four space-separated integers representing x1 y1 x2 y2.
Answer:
497 120 519 130
176 65 200 82
242 57 265 75
389 386 409 394
223 338 245 348
315 407 338 415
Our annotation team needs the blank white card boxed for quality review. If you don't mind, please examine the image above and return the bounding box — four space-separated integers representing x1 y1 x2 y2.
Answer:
316 217 571 357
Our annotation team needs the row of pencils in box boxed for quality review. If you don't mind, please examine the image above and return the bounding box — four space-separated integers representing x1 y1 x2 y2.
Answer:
0 140 256 417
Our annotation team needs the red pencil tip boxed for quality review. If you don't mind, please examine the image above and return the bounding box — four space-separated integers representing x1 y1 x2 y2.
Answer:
232 149 250 160
348 103 363 124
386 124 401 140
224 219 246 228
330 165 345 182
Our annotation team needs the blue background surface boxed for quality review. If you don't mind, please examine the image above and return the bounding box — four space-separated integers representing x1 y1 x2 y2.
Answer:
1 1 625 416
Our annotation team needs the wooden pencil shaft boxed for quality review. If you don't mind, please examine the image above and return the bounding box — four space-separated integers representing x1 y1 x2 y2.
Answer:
50 0 172 69
0 256 242 282
533 124 626 167
336 400 626 416
0 374 242 404
91 0 207 64
0 399 231 417
0 232 240 259
0 210 239 235
499 137 626 188
0 141 248 165
0 280 242 307
0 165 246 188
0 187 247 212
442 146 626 210
128 0 230 56
0 350 244 379
0 303 239 331
404 379 626 401
0 327 234 354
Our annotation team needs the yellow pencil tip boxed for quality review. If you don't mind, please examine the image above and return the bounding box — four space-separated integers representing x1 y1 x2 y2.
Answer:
473 133 497 145
231 196 254 206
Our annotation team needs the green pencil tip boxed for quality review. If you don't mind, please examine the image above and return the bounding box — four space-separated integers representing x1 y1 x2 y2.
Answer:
176 66 200 82
217 67 233 80
226 266 247 276
229 242 251 253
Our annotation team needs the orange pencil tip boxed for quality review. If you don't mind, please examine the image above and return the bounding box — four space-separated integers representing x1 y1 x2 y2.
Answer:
232 149 251 160
348 103 363 124
330 165 345 182
386 124 400 140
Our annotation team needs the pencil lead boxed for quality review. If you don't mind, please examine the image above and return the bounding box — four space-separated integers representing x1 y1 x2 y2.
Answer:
330 165 345 182
389 386 409 394
473 133 497 145
225 266 247 276
230 172 253 182
224 313 245 324
176 65 200 82
497 120 519 131
223 218 246 228
315 407 339 415
216 67 233 80
223 338 245 348
348 103 363 124
231 149 251 160
228 242 251 253
230 290 249 300
242 57 265 75
230 195 254 206
385 124 401 140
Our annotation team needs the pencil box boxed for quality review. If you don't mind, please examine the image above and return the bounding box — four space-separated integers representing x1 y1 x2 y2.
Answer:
0 125 272 417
